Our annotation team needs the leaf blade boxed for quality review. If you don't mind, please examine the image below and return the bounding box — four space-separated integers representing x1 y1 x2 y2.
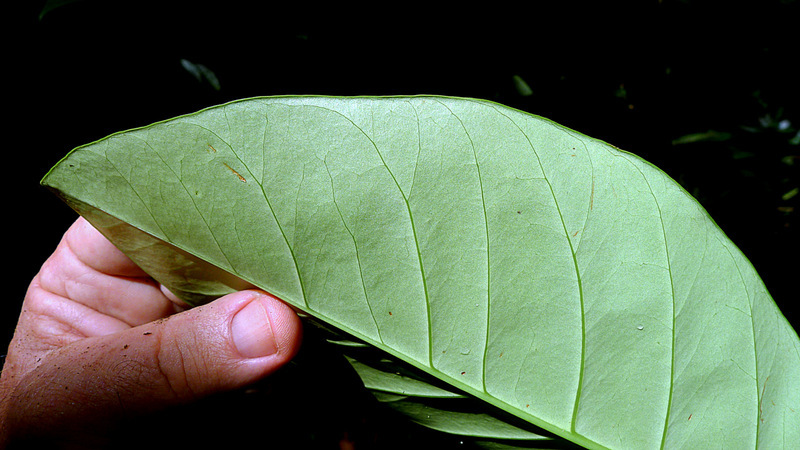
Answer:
41 96 799 449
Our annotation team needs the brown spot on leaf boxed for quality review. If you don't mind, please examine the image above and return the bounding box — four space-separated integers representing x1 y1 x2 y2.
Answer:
223 162 246 183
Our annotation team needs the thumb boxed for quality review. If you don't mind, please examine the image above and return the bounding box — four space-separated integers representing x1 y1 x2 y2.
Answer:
3 290 302 444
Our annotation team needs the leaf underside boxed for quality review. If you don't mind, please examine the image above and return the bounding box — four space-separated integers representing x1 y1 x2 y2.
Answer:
41 96 800 449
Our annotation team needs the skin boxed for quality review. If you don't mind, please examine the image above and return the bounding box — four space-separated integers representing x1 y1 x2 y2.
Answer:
0 217 303 448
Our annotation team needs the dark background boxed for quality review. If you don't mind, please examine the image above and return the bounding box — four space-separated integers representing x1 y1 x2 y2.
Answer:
6 1 798 448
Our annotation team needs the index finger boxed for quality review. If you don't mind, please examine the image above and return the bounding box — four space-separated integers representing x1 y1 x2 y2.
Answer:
66 217 150 278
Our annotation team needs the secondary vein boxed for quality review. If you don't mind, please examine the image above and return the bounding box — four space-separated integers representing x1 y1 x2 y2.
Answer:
317 105 434 367
493 107 587 433
144 134 237 274
721 241 761 449
627 166 678 450
323 158 384 343
433 100 491 393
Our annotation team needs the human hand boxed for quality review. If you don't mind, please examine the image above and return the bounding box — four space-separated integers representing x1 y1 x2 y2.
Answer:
0 217 303 448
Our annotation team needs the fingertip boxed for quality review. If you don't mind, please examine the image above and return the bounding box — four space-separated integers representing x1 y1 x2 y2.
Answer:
230 291 302 361
260 293 303 359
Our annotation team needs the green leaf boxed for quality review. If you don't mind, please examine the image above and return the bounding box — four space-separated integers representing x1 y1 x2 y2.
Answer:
41 96 800 449
375 395 553 441
180 59 222 91
39 0 85 20
346 355 466 399
670 130 732 145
